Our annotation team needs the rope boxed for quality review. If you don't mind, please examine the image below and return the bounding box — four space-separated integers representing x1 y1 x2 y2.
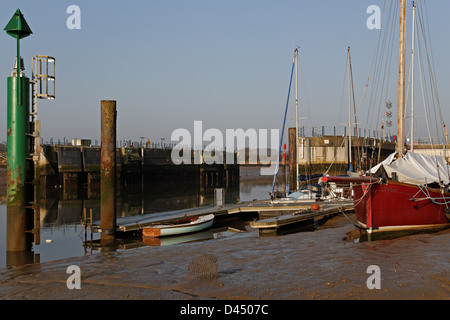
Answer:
412 184 450 206
328 195 361 228
324 178 382 230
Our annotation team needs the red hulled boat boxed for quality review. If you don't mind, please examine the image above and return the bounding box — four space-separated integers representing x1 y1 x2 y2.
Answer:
353 178 450 233
324 167 450 233
323 0 450 233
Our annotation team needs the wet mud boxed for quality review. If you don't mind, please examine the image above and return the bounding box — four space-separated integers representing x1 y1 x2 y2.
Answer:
0 214 449 300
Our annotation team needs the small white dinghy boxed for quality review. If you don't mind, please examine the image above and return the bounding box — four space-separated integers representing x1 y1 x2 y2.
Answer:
142 214 215 238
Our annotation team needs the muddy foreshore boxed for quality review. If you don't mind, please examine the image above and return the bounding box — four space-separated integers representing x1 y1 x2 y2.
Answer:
0 213 449 302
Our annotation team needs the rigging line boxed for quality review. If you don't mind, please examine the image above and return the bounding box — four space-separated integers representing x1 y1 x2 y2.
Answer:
424 3 442 128
327 196 360 227
367 0 397 135
348 50 362 168
415 17 434 148
416 185 450 206
360 2 390 103
420 0 437 85
271 60 295 194
298 58 314 128
376 1 396 111
359 0 388 132
379 1 398 129
416 4 442 143
417 2 444 143
338 52 349 130
405 36 416 142
355 83 368 123
352 181 381 207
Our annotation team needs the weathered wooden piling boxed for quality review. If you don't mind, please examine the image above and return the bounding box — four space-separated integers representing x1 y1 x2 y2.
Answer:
100 100 117 241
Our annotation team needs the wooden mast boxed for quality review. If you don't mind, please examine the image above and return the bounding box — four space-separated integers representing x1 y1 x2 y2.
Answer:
397 0 407 156
294 48 299 191
347 47 352 169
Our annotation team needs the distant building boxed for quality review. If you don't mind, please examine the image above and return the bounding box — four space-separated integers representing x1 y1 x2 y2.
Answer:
72 139 91 147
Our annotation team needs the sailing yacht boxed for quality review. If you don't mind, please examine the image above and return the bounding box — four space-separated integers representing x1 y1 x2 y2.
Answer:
269 49 347 204
324 0 450 233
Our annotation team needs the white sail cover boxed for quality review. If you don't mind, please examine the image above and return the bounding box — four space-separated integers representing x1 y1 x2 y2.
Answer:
368 152 450 185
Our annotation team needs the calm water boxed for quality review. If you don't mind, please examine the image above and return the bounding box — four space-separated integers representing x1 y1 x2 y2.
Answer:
0 169 273 269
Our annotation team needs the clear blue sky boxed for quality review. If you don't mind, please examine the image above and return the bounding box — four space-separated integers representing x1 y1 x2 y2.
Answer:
1 0 449 145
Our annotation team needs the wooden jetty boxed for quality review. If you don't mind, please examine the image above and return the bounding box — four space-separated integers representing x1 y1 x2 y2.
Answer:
249 202 354 233
88 199 353 234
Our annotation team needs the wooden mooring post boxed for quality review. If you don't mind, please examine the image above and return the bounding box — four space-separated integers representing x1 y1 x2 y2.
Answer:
100 100 117 243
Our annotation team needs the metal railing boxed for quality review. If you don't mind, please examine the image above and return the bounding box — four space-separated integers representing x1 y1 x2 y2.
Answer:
296 126 448 145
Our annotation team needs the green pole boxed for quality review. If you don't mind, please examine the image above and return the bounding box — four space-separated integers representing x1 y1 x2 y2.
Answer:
4 9 33 252
6 76 30 252
7 76 29 197
17 37 21 105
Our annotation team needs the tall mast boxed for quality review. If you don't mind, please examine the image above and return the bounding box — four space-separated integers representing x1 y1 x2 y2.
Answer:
294 48 299 191
347 47 353 168
410 1 416 152
397 0 407 155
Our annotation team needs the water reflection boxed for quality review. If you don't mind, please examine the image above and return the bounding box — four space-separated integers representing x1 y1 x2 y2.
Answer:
41 180 241 229
1 175 245 268
11 165 447 269
3 171 446 269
